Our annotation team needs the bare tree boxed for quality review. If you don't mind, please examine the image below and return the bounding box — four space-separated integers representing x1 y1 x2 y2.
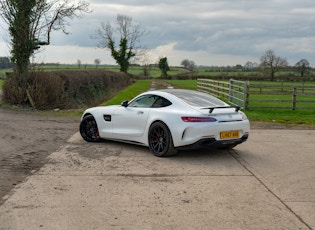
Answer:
181 59 195 70
77 59 82 68
94 59 101 68
295 59 310 77
94 14 146 73
137 50 151 77
0 0 90 78
260 50 288 81
244 61 258 71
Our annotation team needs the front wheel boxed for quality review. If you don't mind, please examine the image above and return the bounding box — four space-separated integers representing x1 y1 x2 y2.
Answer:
148 122 178 157
80 115 101 142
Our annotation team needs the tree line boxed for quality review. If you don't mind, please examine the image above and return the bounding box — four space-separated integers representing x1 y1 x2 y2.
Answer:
180 50 311 80
0 57 13 69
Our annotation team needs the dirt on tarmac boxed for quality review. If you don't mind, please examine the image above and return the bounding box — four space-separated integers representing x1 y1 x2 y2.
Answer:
0 108 80 205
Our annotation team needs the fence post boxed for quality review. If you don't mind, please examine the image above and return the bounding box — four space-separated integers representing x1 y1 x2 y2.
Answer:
281 81 284 92
244 81 250 110
228 79 232 102
292 87 297 111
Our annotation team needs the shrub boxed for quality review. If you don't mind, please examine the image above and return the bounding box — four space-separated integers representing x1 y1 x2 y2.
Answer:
58 70 130 108
27 71 66 110
3 69 130 110
2 74 27 105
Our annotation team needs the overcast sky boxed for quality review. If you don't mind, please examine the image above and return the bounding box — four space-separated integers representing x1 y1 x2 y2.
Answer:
1 0 315 66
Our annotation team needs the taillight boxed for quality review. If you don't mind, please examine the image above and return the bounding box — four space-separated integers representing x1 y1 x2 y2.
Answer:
240 112 248 120
181 117 217 122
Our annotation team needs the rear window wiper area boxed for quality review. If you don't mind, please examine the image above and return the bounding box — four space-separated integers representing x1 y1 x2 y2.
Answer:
201 106 240 113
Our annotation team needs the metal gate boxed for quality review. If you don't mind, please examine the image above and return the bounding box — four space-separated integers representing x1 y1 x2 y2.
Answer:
197 78 249 109
228 79 249 109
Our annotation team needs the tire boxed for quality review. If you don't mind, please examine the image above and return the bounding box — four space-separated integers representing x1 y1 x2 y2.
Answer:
148 122 178 157
80 115 101 142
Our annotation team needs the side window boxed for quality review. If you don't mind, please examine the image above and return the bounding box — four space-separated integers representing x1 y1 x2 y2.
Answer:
151 96 172 108
128 95 157 108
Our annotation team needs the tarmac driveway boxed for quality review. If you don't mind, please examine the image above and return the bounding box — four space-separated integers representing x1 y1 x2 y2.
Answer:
0 128 314 229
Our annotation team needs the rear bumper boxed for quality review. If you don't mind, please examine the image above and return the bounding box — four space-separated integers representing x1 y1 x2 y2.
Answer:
177 134 249 150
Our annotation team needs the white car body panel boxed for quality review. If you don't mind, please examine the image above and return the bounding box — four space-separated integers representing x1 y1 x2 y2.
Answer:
112 106 150 137
81 89 250 149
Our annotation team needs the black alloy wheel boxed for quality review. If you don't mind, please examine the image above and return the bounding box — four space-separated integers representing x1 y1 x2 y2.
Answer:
148 122 177 157
80 115 101 142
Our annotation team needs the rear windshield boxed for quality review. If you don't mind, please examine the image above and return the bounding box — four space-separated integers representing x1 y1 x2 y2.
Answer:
165 89 226 107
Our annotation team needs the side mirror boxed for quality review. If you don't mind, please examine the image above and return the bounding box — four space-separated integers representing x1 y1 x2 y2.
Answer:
121 100 128 107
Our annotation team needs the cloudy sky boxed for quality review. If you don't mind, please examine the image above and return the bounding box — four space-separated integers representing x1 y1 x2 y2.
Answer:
1 0 315 67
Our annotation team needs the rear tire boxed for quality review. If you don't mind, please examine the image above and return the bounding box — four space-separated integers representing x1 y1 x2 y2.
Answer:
80 115 101 142
148 122 178 157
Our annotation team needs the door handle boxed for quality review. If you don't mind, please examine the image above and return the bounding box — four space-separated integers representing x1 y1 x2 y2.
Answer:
137 111 144 115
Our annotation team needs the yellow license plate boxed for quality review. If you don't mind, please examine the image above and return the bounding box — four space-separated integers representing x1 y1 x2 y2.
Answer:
220 131 240 139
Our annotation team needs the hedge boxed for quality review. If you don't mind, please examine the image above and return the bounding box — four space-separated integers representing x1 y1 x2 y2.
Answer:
3 69 130 110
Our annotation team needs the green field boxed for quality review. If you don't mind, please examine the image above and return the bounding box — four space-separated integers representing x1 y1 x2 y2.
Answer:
2 64 315 79
7 64 315 78
0 69 11 79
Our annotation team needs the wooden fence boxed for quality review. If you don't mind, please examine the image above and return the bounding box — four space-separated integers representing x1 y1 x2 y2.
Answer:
197 78 315 110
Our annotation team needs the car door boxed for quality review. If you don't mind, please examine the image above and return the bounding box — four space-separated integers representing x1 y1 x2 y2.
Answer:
111 94 157 138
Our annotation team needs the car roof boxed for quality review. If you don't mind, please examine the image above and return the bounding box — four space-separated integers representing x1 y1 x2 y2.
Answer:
149 89 227 107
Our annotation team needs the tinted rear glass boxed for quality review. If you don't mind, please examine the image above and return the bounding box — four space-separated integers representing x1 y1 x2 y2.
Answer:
164 89 226 107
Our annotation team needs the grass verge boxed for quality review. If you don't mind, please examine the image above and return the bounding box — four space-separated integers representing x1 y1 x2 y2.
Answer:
101 80 152 106
244 109 315 125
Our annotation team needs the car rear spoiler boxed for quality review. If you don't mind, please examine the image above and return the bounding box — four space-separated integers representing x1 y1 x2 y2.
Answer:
201 106 240 113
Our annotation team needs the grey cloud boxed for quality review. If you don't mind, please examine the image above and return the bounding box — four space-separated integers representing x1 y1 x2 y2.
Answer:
34 0 315 65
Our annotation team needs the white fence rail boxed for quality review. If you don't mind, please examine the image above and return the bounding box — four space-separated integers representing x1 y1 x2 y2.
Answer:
197 78 315 110
197 78 249 109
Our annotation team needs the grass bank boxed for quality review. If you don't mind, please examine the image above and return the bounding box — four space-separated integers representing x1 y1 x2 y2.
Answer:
101 80 152 106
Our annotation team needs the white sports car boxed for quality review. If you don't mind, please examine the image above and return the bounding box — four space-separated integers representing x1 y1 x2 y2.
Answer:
80 89 250 157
